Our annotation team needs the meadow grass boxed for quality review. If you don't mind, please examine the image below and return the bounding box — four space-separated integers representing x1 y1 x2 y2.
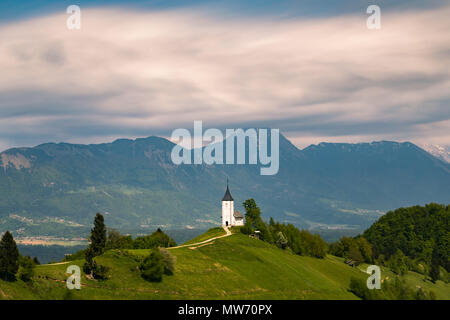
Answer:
1 232 448 300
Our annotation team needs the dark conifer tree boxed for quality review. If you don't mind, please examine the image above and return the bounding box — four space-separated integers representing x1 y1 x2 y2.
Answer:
0 231 20 281
84 213 107 276
89 213 107 257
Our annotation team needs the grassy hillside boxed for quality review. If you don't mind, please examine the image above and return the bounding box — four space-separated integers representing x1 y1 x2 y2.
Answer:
0 232 448 300
182 227 226 245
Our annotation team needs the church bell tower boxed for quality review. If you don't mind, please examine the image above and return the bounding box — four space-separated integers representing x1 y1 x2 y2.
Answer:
221 180 234 227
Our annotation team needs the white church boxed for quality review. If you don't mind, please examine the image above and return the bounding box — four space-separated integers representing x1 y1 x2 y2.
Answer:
221 183 244 227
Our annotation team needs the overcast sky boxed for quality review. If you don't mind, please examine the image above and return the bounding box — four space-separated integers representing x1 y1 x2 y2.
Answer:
0 0 449 151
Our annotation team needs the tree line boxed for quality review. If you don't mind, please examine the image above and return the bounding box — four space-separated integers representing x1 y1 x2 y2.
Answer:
240 198 328 258
329 203 449 284
80 213 176 282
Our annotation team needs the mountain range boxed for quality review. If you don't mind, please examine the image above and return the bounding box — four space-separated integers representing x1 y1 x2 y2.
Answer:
0 133 449 238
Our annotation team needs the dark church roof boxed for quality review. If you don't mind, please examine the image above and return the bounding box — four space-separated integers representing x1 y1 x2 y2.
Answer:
222 185 234 201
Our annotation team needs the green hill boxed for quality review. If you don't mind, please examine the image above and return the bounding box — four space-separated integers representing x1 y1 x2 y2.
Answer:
363 203 449 272
1 231 448 300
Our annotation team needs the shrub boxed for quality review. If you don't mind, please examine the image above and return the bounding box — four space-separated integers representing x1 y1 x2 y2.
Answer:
92 263 109 280
349 276 436 300
240 220 253 235
160 248 176 275
83 259 109 280
349 277 377 300
133 229 176 249
18 256 35 282
330 236 373 264
106 229 134 249
268 219 327 258
140 249 165 282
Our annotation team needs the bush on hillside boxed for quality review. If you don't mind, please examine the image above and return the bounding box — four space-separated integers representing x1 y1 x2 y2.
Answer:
83 259 109 280
349 276 436 300
268 219 327 258
106 229 134 249
134 228 176 249
18 256 35 282
139 249 165 282
160 248 176 275
240 219 253 235
329 236 373 264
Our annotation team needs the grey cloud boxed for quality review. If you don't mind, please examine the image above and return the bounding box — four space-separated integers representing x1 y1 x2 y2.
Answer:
41 41 66 66
0 7 449 151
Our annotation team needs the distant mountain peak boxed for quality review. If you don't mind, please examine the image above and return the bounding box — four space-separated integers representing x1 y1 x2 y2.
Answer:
303 140 418 152
419 143 450 163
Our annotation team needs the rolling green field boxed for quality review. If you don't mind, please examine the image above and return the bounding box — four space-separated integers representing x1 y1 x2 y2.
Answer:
0 231 448 300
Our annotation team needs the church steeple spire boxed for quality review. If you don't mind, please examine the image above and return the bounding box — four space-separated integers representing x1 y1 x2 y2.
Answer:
222 179 233 201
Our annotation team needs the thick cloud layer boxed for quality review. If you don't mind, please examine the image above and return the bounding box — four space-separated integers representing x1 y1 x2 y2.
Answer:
0 6 449 151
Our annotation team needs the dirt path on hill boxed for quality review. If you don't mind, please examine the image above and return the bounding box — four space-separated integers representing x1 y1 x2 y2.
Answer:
43 261 70 266
168 226 232 250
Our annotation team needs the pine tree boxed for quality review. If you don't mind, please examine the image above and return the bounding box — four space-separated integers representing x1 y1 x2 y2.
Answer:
89 213 107 257
0 231 20 281
84 213 107 277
